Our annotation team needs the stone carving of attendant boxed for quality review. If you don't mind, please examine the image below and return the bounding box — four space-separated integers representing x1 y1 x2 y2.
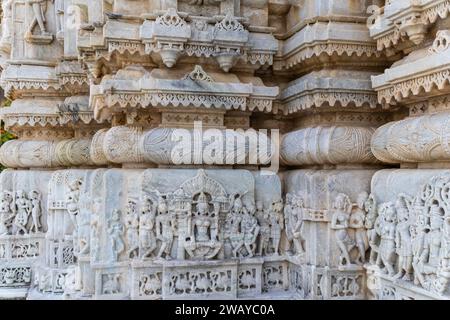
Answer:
256 201 270 256
291 196 306 256
350 192 369 265
29 191 42 233
155 196 175 260
13 190 31 235
0 191 14 236
107 209 125 262
394 196 413 281
125 200 140 259
331 193 354 267
0 0 13 49
416 205 444 287
412 213 429 287
364 194 380 265
241 203 260 258
25 0 51 38
139 198 157 259
66 179 83 231
379 203 397 277
268 200 284 256
225 195 245 258
55 0 65 39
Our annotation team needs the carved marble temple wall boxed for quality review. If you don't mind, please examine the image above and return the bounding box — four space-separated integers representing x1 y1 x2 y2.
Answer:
0 0 448 301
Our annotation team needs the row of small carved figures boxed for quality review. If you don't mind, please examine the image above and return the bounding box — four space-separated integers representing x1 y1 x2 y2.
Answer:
0 190 43 236
358 191 450 296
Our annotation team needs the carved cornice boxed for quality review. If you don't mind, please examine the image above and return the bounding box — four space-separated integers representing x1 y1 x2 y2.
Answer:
370 0 450 50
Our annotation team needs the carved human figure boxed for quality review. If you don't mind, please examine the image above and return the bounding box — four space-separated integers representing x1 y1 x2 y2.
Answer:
416 205 444 287
25 0 51 37
29 191 42 233
13 191 31 235
0 191 14 236
139 197 157 259
0 0 13 49
155 196 175 260
90 198 102 262
256 201 270 256
331 194 355 267
225 195 244 258
55 0 65 39
350 192 369 265
291 196 306 256
193 193 214 242
125 200 140 259
394 196 413 281
66 179 83 231
379 203 397 277
364 194 380 265
241 203 260 258
107 209 125 262
412 213 429 287
268 200 284 256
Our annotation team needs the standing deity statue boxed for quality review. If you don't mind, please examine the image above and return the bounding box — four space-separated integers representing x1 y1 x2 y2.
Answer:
241 203 260 258
155 196 175 260
125 200 140 259
379 203 397 277
412 213 429 287
225 194 245 258
291 196 306 256
13 190 31 235
107 209 125 262
66 179 83 231
0 191 14 236
256 201 270 256
364 194 380 266
55 0 65 39
416 205 444 289
394 196 413 281
0 0 13 50
29 191 42 233
350 192 369 265
25 0 51 38
139 197 157 259
268 200 284 256
331 193 355 267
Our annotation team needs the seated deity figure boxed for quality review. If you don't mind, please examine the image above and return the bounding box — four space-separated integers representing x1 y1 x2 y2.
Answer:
13 190 31 235
107 209 125 262
379 203 397 277
331 193 355 267
350 192 369 265
125 200 140 259
185 192 221 259
416 205 445 289
0 191 14 236
155 196 176 260
256 201 270 256
394 196 413 281
25 0 51 38
268 200 284 256
29 191 42 233
139 197 157 259
241 203 260 258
